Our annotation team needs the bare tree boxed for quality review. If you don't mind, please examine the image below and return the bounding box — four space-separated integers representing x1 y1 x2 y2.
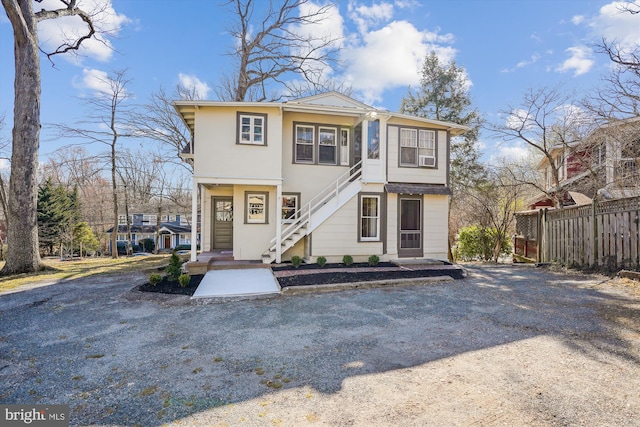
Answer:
456 164 529 262
490 86 594 208
1 0 100 273
129 85 197 172
218 0 341 102
54 70 133 258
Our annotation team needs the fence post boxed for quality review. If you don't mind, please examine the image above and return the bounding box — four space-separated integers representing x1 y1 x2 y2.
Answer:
592 199 598 268
537 208 545 263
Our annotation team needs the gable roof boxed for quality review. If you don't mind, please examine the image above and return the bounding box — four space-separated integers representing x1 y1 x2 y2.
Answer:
285 91 372 110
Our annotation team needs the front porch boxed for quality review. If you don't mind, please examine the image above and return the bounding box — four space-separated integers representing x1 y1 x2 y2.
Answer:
185 250 270 275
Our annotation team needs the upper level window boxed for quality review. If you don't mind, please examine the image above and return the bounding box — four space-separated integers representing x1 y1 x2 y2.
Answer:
237 113 267 145
368 120 380 159
294 123 342 166
318 127 337 165
400 128 436 167
118 215 127 225
295 125 315 163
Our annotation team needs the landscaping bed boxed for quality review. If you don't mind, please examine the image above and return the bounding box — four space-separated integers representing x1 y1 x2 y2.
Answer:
272 262 465 287
137 274 204 296
137 262 465 295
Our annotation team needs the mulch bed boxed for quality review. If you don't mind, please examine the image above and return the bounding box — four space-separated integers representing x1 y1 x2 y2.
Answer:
273 262 465 287
137 274 204 296
137 263 465 295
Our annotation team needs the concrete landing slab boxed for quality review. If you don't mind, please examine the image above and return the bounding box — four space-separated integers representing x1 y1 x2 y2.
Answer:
192 268 281 298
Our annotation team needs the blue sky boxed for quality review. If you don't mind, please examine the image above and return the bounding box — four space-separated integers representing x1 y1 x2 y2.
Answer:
1 0 639 166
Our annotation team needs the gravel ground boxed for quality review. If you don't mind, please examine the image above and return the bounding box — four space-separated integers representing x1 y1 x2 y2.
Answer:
0 264 639 426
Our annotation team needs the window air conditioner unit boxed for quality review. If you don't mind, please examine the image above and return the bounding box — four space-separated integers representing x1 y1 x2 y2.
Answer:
419 155 435 167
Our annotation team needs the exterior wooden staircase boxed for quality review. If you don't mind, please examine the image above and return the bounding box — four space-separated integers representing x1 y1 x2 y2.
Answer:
261 161 363 263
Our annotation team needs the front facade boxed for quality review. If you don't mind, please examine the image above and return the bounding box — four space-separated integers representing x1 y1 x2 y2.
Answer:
175 92 467 264
107 213 196 253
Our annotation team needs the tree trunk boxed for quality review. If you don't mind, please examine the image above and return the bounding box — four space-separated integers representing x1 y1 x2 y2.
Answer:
1 0 43 274
110 140 119 258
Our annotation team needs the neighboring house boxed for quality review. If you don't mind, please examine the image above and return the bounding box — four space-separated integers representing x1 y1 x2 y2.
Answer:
528 116 640 210
106 213 197 253
175 92 468 264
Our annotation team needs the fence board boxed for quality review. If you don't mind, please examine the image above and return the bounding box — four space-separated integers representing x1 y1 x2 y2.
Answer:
514 196 640 270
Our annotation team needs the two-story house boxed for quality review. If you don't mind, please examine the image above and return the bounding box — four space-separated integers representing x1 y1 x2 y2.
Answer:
175 92 468 264
106 213 196 253
528 116 640 210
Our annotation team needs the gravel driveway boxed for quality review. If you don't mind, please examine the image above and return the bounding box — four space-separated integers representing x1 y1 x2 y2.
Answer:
0 264 639 426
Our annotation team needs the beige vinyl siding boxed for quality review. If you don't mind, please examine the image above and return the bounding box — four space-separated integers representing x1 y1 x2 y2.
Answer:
233 185 277 260
423 194 449 260
194 106 282 180
387 125 448 185
311 196 383 262
281 112 358 198
386 192 398 257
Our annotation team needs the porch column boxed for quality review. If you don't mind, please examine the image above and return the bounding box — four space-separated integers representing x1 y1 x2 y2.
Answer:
275 183 282 263
190 179 198 262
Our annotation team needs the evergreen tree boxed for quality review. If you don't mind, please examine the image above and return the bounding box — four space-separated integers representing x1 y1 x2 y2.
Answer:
400 52 486 191
37 179 83 256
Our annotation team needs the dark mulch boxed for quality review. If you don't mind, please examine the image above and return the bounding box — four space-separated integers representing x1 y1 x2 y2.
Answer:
136 263 465 295
137 274 204 296
273 262 465 287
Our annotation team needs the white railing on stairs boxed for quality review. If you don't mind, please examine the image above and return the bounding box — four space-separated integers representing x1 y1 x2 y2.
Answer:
264 161 363 258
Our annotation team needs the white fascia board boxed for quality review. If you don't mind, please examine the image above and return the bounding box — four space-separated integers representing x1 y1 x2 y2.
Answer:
194 176 283 186
388 112 470 135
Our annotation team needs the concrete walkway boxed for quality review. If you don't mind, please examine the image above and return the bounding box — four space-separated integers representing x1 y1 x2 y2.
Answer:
191 268 281 298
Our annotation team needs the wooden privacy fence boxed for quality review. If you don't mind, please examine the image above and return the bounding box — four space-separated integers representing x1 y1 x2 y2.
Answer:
514 196 640 270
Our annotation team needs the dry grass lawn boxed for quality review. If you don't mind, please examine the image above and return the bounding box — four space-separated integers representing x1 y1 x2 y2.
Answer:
0 255 173 293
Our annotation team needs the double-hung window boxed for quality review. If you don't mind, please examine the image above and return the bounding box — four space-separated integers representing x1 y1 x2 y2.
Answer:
281 194 299 222
295 125 315 163
238 113 266 145
400 129 418 166
360 195 380 241
399 128 436 167
318 127 337 165
294 123 342 165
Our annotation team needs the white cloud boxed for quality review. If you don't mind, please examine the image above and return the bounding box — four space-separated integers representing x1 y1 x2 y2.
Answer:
73 68 114 95
589 0 640 52
37 0 130 63
0 159 9 170
571 15 585 25
178 73 211 100
505 108 534 131
347 1 394 34
487 142 530 165
340 19 456 104
555 45 594 76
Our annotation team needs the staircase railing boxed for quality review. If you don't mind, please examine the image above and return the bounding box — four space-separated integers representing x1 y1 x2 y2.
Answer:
268 161 363 248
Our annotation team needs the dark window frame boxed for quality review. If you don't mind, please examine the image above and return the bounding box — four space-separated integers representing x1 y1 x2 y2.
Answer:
236 112 268 146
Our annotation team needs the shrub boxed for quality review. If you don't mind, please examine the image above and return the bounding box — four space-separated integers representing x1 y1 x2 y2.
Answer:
178 273 191 288
291 255 303 268
368 255 380 266
166 252 183 281
456 225 512 262
149 273 162 286
316 256 327 267
140 238 155 253
342 255 353 266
